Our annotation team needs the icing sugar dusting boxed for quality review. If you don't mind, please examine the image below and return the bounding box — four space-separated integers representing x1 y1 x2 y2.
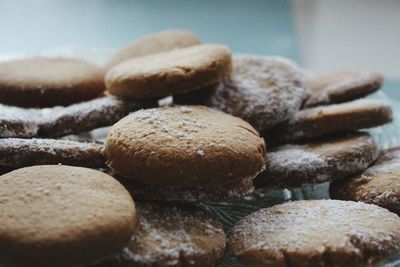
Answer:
259 133 379 188
366 148 400 175
0 95 144 138
210 55 305 131
111 203 225 266
229 200 400 265
267 145 328 174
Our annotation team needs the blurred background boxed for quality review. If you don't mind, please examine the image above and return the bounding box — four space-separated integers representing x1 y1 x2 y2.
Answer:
0 0 398 99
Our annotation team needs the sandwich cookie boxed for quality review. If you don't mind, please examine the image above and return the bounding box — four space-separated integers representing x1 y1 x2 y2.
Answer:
0 138 105 169
174 55 305 131
0 57 105 107
304 69 383 108
0 165 138 267
99 202 225 267
331 147 400 215
103 105 266 201
228 200 400 267
266 99 392 144
255 132 379 188
105 29 201 70
105 44 232 100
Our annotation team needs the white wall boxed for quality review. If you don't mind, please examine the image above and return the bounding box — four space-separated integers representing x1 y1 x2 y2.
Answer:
292 0 400 79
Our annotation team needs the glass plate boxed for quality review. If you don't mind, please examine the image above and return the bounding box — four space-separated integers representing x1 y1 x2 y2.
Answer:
1 48 399 267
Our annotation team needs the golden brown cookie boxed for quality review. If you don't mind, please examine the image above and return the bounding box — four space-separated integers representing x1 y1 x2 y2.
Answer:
99 202 225 267
0 138 105 169
103 105 266 188
255 132 379 188
0 57 105 107
116 175 254 203
105 44 232 100
266 99 392 144
304 70 383 108
0 95 154 138
228 200 400 267
0 165 138 267
105 29 201 70
331 147 400 215
174 55 306 131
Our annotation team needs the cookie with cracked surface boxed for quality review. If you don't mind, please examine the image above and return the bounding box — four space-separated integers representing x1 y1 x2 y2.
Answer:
331 147 400 215
0 95 154 138
255 132 380 188
304 70 383 108
104 29 201 70
0 57 105 108
228 200 400 267
265 99 392 144
0 138 105 169
103 105 266 188
105 44 232 100
116 174 254 203
174 55 306 131
98 202 225 267
0 165 138 267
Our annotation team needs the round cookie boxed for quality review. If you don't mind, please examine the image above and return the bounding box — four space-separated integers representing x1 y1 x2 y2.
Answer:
0 138 105 169
331 147 400 215
37 95 155 138
266 99 393 144
228 200 400 267
0 104 39 138
174 55 306 131
0 57 105 107
103 105 266 187
304 69 383 108
0 165 138 267
255 132 380 188
105 44 232 100
99 202 225 267
0 95 154 138
105 29 201 70
116 174 254 203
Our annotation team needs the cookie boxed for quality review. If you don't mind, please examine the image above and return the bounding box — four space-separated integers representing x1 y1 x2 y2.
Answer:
0 104 39 138
105 29 201 70
103 105 266 188
266 99 392 144
174 55 306 131
304 70 383 108
0 138 105 169
0 165 138 267
228 200 400 267
0 57 105 107
116 174 254 203
255 132 379 188
105 44 232 100
0 95 153 138
331 147 400 215
38 95 154 137
99 202 225 267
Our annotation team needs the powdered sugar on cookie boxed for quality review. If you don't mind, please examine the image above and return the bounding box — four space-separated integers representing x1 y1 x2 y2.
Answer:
0 95 149 138
229 200 400 267
107 202 225 266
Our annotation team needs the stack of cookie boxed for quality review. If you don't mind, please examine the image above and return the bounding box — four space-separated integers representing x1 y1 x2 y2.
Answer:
0 29 399 267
